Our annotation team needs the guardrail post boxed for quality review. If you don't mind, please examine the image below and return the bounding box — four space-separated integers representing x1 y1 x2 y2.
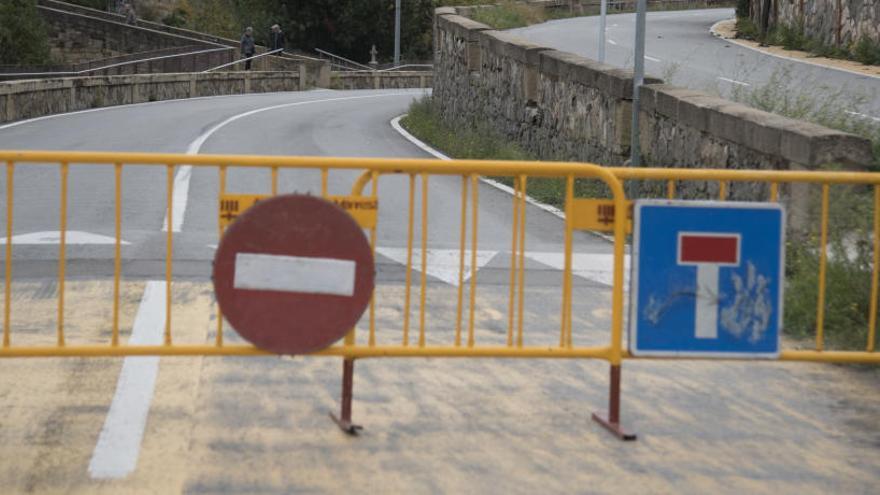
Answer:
329 358 362 435
299 64 307 91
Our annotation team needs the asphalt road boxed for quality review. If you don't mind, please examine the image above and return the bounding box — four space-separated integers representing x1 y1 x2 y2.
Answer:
510 8 880 120
0 88 612 282
0 89 878 493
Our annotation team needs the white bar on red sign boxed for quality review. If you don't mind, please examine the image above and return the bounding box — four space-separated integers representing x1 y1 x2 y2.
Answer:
233 253 356 296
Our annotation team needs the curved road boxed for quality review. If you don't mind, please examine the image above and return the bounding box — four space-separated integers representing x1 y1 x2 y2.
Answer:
511 8 880 120
0 89 878 493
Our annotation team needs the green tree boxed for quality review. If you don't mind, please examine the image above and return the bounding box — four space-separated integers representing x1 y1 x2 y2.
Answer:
224 0 436 63
0 0 52 65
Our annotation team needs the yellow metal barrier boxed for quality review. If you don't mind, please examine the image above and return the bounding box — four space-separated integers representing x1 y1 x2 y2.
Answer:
1 150 879 439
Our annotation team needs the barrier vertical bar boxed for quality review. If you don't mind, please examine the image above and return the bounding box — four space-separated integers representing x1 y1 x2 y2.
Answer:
403 174 415 346
455 175 468 347
165 164 173 345
561 175 574 348
321 169 329 198
592 172 636 441
57 162 68 347
3 162 13 348
368 171 379 347
666 179 675 200
770 182 779 202
718 181 727 201
330 358 361 435
112 163 122 346
271 166 278 196
816 184 829 351
467 174 479 348
216 166 227 347
868 185 879 352
419 174 429 348
516 176 527 348
508 177 521 347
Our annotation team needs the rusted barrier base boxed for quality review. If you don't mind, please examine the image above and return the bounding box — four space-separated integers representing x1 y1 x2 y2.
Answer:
592 364 636 441
329 358 363 435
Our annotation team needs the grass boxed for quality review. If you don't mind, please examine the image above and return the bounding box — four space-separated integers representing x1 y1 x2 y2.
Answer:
404 80 880 350
468 0 735 30
400 96 609 208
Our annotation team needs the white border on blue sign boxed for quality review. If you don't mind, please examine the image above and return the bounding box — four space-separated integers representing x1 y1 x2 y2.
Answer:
629 199 785 359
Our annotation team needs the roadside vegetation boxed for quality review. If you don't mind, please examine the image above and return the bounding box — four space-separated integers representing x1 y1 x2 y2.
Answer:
734 0 880 66
0 0 51 65
402 82 880 350
470 0 735 30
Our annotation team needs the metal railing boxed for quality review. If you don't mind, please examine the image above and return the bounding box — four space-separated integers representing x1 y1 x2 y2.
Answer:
0 150 876 362
0 47 233 79
202 49 285 72
0 150 878 437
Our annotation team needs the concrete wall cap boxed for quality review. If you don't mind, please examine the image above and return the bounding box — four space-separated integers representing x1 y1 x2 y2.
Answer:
480 30 550 64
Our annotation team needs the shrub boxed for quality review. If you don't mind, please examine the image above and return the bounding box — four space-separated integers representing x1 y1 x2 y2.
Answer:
853 37 880 66
0 0 51 65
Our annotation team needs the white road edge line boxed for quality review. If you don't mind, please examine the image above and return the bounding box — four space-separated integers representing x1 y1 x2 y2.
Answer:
389 115 615 243
161 92 409 233
709 18 880 82
608 39 618 46
88 281 166 479
645 55 662 62
718 76 751 87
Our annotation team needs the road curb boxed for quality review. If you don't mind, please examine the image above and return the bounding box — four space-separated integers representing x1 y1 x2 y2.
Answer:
389 114 615 243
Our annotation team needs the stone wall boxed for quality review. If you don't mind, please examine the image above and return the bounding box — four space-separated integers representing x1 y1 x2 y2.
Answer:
39 6 219 64
751 0 880 47
37 1 326 76
433 7 873 179
0 72 303 124
0 69 434 124
330 72 433 90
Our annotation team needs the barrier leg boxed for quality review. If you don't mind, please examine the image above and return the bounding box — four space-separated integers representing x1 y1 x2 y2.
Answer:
329 358 362 435
591 364 636 441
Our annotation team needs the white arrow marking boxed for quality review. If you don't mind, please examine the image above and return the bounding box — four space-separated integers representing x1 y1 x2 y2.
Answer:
525 252 630 288
234 253 356 296
376 248 498 287
0 231 130 245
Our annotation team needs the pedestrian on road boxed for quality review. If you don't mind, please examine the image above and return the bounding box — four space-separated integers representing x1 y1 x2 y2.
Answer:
269 24 285 53
241 27 256 70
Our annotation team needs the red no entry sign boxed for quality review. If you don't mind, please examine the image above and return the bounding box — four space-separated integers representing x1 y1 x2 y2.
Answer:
212 194 375 355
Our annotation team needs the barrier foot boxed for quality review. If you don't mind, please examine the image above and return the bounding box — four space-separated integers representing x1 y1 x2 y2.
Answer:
591 364 636 441
329 358 362 435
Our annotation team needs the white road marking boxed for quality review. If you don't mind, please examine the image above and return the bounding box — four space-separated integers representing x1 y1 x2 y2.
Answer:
376 247 498 287
234 253 356 296
718 77 751 87
0 230 130 245
525 252 630 288
162 93 407 233
645 55 662 62
88 281 165 479
608 39 618 46
845 110 880 123
389 115 595 239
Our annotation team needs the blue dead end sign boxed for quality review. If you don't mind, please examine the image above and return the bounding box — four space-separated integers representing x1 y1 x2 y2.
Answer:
629 200 785 358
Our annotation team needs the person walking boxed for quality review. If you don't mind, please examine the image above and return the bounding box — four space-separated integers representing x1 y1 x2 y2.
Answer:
269 24 285 53
240 27 256 70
